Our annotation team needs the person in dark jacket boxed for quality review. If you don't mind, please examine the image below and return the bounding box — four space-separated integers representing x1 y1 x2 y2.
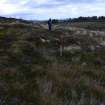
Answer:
48 18 52 31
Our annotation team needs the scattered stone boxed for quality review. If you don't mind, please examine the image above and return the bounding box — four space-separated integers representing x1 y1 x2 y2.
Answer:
40 38 50 43
64 45 81 52
81 62 87 66
100 41 105 46
90 45 95 51
89 33 93 37
72 56 81 63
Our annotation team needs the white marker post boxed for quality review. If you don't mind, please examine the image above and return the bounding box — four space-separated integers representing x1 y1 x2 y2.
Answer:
60 45 63 57
60 35 63 57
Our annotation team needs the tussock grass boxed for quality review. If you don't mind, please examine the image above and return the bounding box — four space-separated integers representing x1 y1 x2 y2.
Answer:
0 23 105 105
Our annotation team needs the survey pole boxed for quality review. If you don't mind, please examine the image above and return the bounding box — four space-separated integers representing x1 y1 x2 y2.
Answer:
59 35 63 57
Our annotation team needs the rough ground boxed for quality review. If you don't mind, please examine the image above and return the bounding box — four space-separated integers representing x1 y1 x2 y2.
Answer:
0 22 105 105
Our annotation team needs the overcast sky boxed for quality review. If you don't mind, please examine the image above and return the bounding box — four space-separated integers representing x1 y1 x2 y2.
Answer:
0 0 105 20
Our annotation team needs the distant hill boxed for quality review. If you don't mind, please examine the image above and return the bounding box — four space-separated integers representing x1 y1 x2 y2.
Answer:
0 16 35 24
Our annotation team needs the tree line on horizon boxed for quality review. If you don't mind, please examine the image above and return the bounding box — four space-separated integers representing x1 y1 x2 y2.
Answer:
51 16 105 23
0 16 105 24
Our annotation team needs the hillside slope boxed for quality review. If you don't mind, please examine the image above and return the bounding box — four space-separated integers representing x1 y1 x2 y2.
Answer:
0 22 105 105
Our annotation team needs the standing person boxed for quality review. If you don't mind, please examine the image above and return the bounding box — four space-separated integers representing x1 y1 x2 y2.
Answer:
48 18 52 31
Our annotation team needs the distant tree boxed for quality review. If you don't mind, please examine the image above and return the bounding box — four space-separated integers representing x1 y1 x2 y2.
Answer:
91 16 97 21
98 16 105 21
52 19 59 24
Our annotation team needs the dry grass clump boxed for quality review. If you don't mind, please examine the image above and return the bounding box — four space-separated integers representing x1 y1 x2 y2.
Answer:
0 23 105 105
